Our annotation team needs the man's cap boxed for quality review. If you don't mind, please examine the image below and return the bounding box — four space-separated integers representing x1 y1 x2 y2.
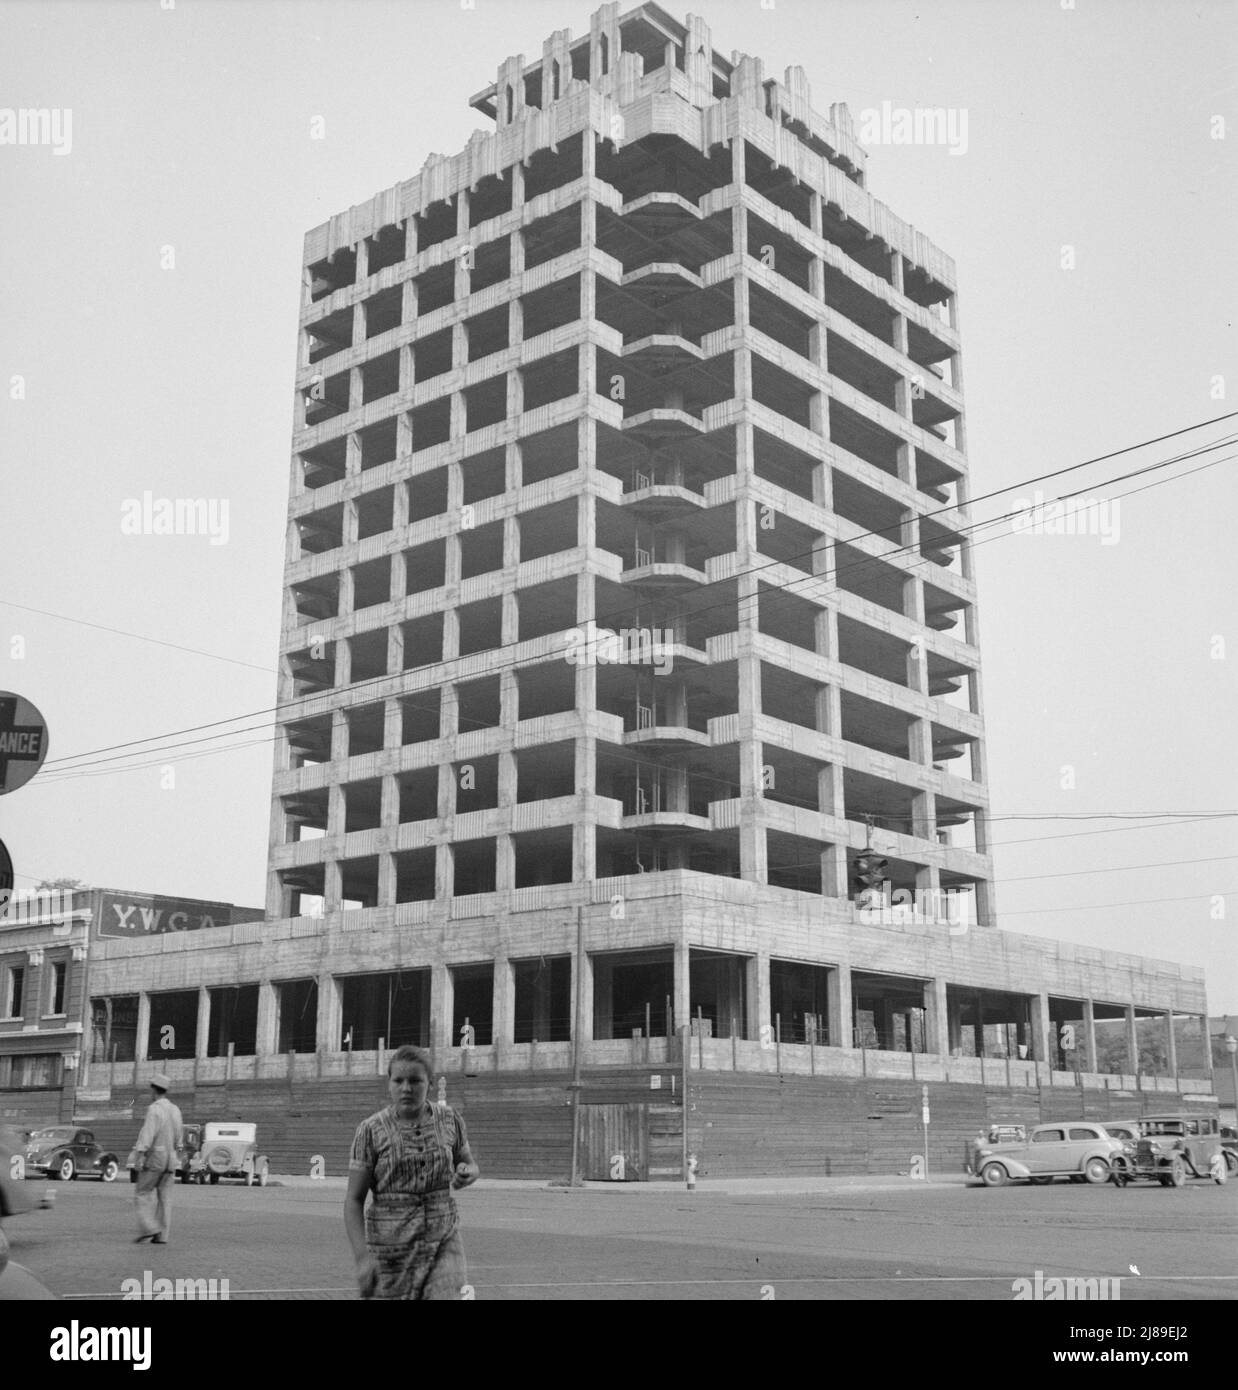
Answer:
149 1073 172 1091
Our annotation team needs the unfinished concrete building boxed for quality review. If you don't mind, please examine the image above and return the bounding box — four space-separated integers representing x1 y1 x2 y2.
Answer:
76 3 1215 1178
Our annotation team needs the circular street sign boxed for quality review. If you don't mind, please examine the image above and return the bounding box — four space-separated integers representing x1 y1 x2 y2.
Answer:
0 692 49 794
0 836 12 919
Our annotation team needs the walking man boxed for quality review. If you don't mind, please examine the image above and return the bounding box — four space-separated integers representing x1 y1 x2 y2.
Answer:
132 1073 183 1245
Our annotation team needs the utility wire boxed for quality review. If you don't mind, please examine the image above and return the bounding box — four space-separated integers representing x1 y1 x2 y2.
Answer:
37 430 1233 777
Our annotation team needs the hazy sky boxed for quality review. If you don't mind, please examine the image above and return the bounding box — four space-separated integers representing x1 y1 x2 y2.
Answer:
2 0 1235 1009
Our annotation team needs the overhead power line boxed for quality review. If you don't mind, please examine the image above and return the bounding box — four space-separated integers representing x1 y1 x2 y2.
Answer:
35 425 1234 779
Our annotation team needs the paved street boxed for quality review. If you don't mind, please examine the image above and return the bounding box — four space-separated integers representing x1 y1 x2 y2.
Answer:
5 1173 1235 1301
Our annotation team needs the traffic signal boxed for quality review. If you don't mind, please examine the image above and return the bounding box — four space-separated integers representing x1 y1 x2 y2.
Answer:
853 852 890 893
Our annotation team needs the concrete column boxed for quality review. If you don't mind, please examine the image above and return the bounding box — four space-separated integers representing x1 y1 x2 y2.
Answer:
827 963 852 1048
1124 1004 1138 1075
674 938 691 1039
255 981 278 1058
323 858 342 914
973 990 985 1057
315 972 341 1053
1199 1015 1214 1078
1082 997 1098 1074
377 851 397 908
195 987 211 1061
1028 991 1050 1064
571 942 594 1045
134 992 151 1063
492 957 514 1048
1164 1008 1178 1082
925 977 949 1056
431 965 453 1049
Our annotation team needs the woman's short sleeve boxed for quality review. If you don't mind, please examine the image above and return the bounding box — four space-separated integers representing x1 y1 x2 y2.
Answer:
349 1116 377 1172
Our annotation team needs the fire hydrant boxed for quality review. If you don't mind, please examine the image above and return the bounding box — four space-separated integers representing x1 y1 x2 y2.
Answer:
686 1152 698 1192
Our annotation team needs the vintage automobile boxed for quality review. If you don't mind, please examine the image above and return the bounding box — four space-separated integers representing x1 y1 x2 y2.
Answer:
1101 1120 1142 1144
194 1121 269 1186
966 1120 1125 1187
1110 1113 1236 1186
126 1122 203 1184
22 1127 121 1183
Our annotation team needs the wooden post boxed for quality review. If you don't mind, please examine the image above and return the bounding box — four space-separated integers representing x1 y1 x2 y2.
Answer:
696 1006 704 1068
731 1018 737 1071
1005 1052 1011 1089
378 1036 385 1075
775 1012 781 1075
226 1041 234 1083
645 1002 652 1065
680 1024 689 1182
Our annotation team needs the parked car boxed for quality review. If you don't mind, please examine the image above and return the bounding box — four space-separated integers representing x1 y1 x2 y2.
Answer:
1110 1113 1236 1186
966 1121 1125 1187
0 1229 56 1301
195 1122 269 1186
1101 1120 1142 1144
126 1122 203 1185
22 1127 120 1183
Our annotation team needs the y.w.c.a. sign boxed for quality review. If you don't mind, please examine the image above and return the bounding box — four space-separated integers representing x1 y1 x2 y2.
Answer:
97 892 246 940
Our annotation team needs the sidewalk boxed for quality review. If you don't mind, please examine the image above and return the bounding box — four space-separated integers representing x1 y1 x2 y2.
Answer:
273 1172 971 1195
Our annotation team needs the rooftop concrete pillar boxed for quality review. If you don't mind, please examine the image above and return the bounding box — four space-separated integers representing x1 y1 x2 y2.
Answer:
1081 998 1098 1074
925 976 949 1056
195 987 211 1061
827 962 852 1048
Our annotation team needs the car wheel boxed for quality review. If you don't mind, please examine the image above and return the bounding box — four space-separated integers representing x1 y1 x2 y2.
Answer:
257 1161 269 1188
1167 1157 1186 1188
1084 1157 1110 1185
1068 1175 1086 1184
100 1160 119 1183
56 1156 75 1182
980 1162 1008 1187
1028 1176 1053 1186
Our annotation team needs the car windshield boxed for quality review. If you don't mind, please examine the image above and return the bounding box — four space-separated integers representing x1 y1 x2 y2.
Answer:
1145 1122 1184 1136
28 1128 73 1143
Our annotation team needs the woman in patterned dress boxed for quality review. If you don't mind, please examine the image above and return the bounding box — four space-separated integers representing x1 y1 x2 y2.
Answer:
345 1045 480 1300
